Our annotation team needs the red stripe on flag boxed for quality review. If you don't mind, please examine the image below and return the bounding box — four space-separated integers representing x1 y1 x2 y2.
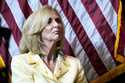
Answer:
63 38 75 57
110 0 118 13
40 0 48 5
0 1 21 46
57 0 108 75
81 0 116 59
18 0 32 18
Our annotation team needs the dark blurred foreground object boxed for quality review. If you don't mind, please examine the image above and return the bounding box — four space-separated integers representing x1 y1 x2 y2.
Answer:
0 27 11 83
91 63 125 83
107 72 125 83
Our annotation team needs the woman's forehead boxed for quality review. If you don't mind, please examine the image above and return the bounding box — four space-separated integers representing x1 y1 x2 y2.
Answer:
43 9 60 18
49 12 60 19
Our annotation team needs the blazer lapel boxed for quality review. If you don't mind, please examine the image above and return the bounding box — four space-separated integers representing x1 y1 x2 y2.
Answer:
54 55 70 79
27 52 54 79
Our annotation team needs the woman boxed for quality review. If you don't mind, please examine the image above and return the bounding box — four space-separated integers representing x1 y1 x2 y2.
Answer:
11 5 88 83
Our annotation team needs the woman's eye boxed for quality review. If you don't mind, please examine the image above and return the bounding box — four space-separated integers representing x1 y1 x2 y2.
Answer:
48 18 52 24
55 18 61 23
48 17 61 24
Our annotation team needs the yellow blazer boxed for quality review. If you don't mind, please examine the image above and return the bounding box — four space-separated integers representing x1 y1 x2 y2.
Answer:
11 52 88 83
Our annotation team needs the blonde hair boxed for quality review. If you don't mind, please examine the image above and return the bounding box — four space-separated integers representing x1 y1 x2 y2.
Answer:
19 5 64 54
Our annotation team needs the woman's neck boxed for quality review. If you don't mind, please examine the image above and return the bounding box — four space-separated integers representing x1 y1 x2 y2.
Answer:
41 40 57 62
41 41 58 72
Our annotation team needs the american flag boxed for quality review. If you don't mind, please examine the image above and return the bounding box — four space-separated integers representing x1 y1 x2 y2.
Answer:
0 0 121 82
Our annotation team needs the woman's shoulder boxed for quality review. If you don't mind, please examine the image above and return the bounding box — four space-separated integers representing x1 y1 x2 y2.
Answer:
64 55 85 71
64 55 81 64
12 53 28 61
11 52 40 66
11 53 35 76
11 53 29 66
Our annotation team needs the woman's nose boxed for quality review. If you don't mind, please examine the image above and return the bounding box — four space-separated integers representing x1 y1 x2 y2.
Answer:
53 20 59 27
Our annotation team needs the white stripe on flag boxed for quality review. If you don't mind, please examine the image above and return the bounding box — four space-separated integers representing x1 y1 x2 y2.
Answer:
0 14 9 28
96 0 117 35
27 0 42 12
5 0 25 32
9 35 20 56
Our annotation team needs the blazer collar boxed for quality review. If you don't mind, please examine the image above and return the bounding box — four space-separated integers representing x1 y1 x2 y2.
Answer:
27 52 70 80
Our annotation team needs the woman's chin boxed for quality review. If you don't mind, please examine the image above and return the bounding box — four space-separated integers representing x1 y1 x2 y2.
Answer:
52 35 61 42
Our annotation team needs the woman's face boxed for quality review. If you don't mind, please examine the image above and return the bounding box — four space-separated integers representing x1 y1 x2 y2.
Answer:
41 11 64 43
